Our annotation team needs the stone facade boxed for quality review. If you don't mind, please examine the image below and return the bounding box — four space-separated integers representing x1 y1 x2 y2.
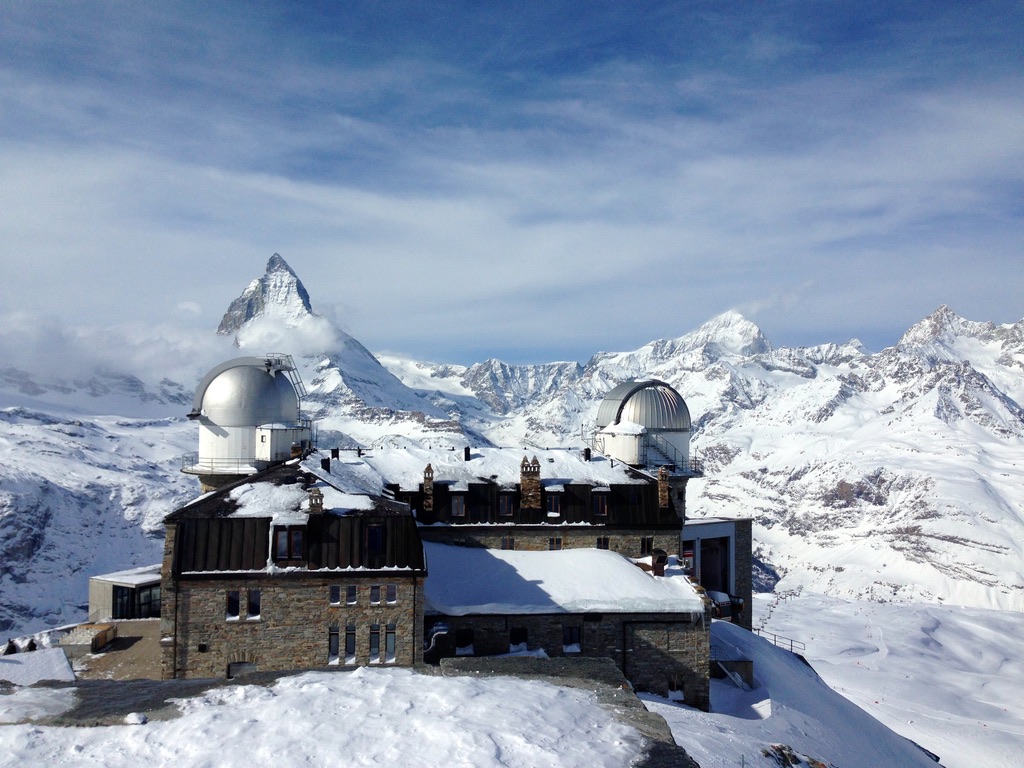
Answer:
732 518 753 631
428 609 710 710
161 570 423 679
417 527 678 558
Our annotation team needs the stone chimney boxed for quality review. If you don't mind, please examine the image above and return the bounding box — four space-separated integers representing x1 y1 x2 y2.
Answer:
520 456 541 510
423 464 434 512
658 466 670 509
308 487 324 515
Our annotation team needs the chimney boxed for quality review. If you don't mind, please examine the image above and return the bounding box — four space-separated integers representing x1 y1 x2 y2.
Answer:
658 466 670 509
321 457 331 473
423 464 434 512
331 448 340 459
464 446 471 462
652 549 668 577
583 447 591 462
520 456 541 511
308 487 324 515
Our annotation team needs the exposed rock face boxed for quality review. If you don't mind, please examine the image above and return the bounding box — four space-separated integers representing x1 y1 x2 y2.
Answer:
395 306 1024 611
217 254 314 335
3 249 1023 633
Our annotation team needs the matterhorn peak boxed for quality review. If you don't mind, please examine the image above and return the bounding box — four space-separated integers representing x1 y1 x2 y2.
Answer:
217 254 315 336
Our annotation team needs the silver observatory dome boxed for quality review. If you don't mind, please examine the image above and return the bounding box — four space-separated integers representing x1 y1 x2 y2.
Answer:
190 357 300 427
595 379 691 432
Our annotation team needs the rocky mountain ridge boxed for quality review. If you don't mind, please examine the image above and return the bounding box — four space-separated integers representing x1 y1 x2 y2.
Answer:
1 254 1022 634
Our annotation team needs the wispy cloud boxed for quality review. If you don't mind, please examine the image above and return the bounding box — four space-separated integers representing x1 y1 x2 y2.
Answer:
0 1 1021 367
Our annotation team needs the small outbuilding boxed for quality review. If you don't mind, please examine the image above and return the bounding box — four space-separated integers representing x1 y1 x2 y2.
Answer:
88 564 162 621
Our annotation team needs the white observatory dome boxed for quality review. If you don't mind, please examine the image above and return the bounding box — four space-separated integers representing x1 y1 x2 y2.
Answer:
199 364 299 427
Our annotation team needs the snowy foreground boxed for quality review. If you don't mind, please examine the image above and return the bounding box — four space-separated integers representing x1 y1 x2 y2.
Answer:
2 596 1022 768
0 669 642 767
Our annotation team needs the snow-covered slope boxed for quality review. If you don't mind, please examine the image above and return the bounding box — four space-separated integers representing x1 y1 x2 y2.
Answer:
385 306 1024 612
0 408 197 633
1 251 1022 632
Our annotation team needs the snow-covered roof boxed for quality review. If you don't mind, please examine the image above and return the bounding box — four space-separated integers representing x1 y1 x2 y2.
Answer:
353 446 646 492
598 419 646 436
422 542 705 615
225 474 379 525
89 563 162 587
0 647 75 686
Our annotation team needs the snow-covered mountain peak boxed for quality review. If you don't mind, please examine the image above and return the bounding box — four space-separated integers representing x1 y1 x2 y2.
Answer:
897 305 971 349
683 310 772 358
217 253 315 336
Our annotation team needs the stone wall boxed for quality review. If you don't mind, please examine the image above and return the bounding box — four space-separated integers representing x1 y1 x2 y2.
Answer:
733 518 753 631
162 571 423 679
428 609 710 710
418 527 678 559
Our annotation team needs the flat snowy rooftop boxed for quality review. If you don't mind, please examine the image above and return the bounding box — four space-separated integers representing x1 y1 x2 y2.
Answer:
89 563 162 586
354 446 647 492
0 648 75 686
423 542 705 615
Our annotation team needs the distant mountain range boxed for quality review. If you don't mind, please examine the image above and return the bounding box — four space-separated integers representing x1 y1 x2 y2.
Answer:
2 254 1022 634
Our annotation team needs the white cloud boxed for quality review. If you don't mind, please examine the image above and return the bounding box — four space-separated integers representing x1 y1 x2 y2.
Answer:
0 3 1021 365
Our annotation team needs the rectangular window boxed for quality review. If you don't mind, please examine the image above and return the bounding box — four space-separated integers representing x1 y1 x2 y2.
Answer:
641 536 654 556
546 494 562 518
366 524 385 555
498 494 514 517
369 624 381 664
328 627 340 665
548 537 562 551
247 589 261 619
455 628 474 655
346 585 357 605
509 627 528 651
273 525 305 564
592 494 608 517
226 590 240 620
596 536 609 550
329 585 341 605
370 585 381 605
345 624 356 665
386 584 397 604
137 584 160 619
385 624 396 663
451 495 466 517
563 625 581 653
501 535 515 551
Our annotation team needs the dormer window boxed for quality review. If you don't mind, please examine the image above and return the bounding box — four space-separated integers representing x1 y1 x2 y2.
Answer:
546 494 562 518
451 495 466 517
498 494 514 517
366 523 386 562
273 526 305 566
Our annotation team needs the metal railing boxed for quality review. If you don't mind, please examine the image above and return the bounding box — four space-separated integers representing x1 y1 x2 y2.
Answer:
646 432 704 476
753 628 806 654
179 454 261 474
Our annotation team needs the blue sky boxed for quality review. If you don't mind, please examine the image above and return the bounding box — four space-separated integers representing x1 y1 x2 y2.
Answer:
1 1 1022 367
